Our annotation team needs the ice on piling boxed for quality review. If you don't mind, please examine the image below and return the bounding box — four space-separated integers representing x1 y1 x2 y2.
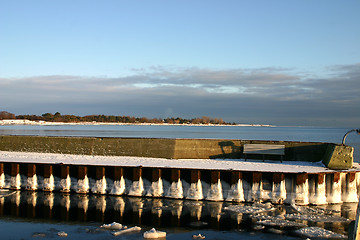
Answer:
110 176 126 195
166 179 184 199
128 178 145 196
146 178 164 197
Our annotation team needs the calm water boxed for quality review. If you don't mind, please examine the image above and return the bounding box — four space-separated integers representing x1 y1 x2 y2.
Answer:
0 124 359 239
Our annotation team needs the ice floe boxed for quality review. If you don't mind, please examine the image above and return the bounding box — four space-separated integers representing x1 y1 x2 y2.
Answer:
224 202 275 214
285 213 350 223
295 227 347 239
192 233 205 239
143 228 166 239
112 226 141 236
100 222 123 230
57 231 68 237
257 219 307 228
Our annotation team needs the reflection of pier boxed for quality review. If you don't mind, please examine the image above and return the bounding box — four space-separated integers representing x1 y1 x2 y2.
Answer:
1 161 360 205
0 191 356 233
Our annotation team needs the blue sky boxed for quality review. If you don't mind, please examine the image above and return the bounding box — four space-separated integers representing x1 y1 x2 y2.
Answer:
1 1 359 127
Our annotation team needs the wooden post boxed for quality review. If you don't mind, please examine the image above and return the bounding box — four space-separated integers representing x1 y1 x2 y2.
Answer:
152 168 162 182
171 169 181 182
10 163 20 190
77 166 89 194
44 165 52 179
211 171 220 184
191 170 201 184
114 167 124 181
96 167 105 180
43 165 54 192
60 165 71 192
26 164 37 190
133 167 142 182
78 166 87 180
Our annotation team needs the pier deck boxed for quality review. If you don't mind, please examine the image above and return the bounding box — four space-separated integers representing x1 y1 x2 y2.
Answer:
0 151 358 174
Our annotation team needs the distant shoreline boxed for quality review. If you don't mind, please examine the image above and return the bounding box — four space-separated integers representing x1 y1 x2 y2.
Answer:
0 119 273 127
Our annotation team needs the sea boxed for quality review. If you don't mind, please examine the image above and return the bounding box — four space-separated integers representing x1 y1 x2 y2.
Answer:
0 124 359 239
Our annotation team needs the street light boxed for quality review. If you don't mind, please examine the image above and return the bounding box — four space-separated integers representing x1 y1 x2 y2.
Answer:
342 129 360 145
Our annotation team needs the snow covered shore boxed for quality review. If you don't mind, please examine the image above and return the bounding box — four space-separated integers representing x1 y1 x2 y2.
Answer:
0 119 272 127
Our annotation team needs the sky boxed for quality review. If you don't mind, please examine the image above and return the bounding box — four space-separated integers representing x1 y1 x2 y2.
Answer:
0 0 359 127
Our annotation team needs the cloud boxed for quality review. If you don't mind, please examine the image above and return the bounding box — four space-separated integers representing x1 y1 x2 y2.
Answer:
0 64 359 127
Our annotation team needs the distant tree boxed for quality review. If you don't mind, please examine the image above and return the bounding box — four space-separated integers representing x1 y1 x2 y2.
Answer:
0 111 16 120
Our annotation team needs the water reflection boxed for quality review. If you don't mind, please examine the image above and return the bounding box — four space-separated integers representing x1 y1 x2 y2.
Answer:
0 191 357 238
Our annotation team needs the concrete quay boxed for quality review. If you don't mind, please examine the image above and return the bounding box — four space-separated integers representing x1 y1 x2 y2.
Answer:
0 136 357 205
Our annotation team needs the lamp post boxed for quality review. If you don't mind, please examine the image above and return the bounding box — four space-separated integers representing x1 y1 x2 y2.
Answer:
342 129 360 145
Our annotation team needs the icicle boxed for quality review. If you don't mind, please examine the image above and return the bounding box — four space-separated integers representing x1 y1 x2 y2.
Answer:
43 174 55 191
166 179 184 199
146 178 164 197
10 174 21 190
76 175 90 194
91 176 107 194
128 177 144 196
226 179 245 202
60 175 71 192
206 179 223 201
271 178 287 204
187 179 204 200
110 176 126 195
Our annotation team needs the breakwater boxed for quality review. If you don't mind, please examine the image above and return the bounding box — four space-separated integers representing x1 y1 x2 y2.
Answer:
0 136 356 205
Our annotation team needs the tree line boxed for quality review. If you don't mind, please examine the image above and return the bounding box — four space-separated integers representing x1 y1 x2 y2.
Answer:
1 111 234 125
